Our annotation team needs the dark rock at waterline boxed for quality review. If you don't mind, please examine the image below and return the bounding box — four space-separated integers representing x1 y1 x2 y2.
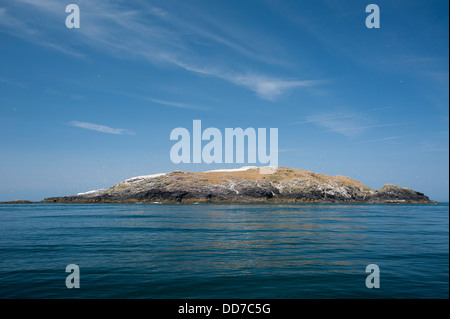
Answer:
0 200 36 204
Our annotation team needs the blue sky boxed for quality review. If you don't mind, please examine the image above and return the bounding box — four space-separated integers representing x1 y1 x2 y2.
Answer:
0 0 448 201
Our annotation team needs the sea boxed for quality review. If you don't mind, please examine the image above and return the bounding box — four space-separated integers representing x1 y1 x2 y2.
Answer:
0 203 448 299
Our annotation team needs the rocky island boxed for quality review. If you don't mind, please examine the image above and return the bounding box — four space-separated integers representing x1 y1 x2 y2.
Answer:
41 167 435 204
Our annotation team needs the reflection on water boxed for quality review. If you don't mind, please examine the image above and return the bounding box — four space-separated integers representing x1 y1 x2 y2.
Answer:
0 203 448 298
103 206 371 276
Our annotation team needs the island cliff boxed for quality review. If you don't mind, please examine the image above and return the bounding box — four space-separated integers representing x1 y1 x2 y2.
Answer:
42 167 435 204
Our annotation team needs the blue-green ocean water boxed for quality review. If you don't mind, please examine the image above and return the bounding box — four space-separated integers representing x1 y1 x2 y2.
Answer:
0 203 448 299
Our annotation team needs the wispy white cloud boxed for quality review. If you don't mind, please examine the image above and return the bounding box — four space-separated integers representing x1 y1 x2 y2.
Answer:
0 0 321 101
352 136 402 145
303 112 371 138
227 74 320 100
171 59 320 100
0 3 85 58
266 1 449 98
323 122 415 134
298 109 413 138
416 140 449 153
119 93 210 111
140 97 210 111
149 7 168 18
284 107 395 127
355 130 450 146
137 0 288 67
68 121 135 135
0 76 27 88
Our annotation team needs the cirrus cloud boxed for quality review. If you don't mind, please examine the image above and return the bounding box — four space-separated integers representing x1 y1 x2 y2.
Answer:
68 121 135 135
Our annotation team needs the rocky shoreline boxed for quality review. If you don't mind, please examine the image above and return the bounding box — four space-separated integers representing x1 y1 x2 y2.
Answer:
36 167 435 204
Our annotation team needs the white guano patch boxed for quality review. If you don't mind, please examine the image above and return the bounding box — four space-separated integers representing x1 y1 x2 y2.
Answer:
205 166 259 173
76 189 105 196
123 173 166 183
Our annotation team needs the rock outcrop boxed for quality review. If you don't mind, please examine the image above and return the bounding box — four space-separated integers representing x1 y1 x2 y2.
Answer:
42 167 435 204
